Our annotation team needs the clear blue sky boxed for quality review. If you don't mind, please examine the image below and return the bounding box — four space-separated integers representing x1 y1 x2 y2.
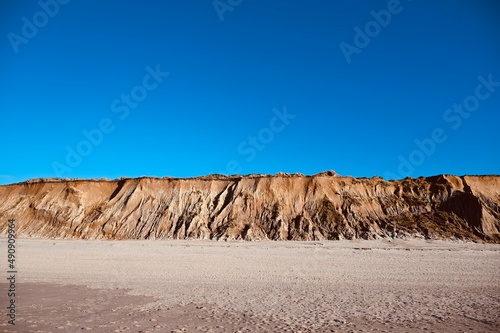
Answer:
1 0 499 184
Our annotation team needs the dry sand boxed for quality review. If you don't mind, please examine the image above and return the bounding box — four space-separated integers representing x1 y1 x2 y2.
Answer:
0 238 499 332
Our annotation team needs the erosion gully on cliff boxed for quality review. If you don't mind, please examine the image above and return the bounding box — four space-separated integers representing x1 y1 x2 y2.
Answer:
0 172 499 243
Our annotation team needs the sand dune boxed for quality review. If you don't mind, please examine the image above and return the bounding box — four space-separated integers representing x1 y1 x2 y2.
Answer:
1 173 499 242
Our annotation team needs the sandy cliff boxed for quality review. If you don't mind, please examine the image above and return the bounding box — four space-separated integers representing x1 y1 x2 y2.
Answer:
0 173 499 242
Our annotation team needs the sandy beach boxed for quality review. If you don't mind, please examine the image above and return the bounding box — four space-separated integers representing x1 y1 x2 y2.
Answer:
0 238 499 332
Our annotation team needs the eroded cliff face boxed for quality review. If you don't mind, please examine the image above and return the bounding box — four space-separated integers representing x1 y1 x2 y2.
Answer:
0 173 499 242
